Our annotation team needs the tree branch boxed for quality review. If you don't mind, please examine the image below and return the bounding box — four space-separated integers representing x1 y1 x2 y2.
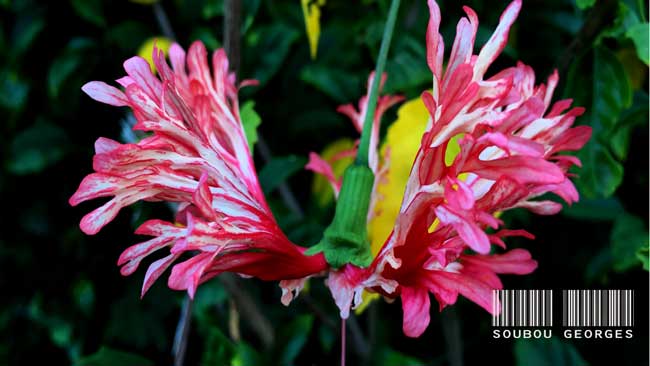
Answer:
172 297 193 366
223 0 241 76
557 0 617 74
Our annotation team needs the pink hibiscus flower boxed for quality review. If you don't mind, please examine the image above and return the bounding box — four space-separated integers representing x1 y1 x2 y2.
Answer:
317 0 591 337
70 41 327 301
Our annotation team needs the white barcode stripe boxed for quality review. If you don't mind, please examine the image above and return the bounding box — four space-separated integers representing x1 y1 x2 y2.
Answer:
563 290 634 327
492 290 552 327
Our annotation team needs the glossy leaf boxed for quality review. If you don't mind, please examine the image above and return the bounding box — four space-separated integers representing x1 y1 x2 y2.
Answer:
300 65 361 103
384 36 431 93
610 92 649 160
7 121 69 175
244 23 299 88
48 38 94 99
571 46 633 198
275 315 314 365
201 326 237 366
514 337 586 366
259 155 307 195
70 0 106 27
562 198 625 221
74 347 153 366
626 22 649 64
575 0 595 10
611 213 649 272
592 46 632 130
0 70 29 110
240 100 261 153
11 13 44 58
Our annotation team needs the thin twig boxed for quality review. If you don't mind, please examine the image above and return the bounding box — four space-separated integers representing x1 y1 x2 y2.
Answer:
220 0 278 350
151 6 191 365
556 0 617 74
219 274 275 348
300 294 370 359
225 1 305 218
441 307 463 366
172 297 193 366
300 293 338 330
224 0 242 76
347 314 370 360
153 3 177 40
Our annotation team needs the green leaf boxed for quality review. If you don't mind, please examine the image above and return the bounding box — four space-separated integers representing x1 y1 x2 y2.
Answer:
585 245 613 283
104 284 174 351
562 197 625 221
576 142 624 198
240 100 261 153
74 346 153 366
7 121 69 175
637 242 649 271
190 27 221 50
317 324 336 353
571 46 633 198
232 342 262 366
106 21 150 52
11 14 44 58
72 278 95 316
275 315 314 365
514 337 587 366
376 348 426 366
300 65 362 103
0 70 29 110
201 326 237 366
242 0 262 35
202 0 224 19
258 155 307 195
384 36 430 93
245 23 299 88
575 0 595 10
600 2 641 40
611 213 649 272
48 38 94 99
70 0 106 27
592 46 633 130
626 22 649 64
610 92 649 160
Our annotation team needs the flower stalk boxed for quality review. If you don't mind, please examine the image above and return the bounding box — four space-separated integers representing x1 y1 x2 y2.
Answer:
307 0 401 268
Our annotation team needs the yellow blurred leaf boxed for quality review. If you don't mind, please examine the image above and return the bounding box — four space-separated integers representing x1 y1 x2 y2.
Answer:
616 47 648 91
137 37 173 72
301 0 325 59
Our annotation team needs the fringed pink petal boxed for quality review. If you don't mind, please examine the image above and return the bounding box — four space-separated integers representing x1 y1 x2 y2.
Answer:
401 286 431 338
306 152 341 196
461 248 537 275
82 81 129 106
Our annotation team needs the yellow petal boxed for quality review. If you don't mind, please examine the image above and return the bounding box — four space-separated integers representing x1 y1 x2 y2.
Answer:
357 98 463 313
368 98 429 255
137 37 173 73
301 0 325 59
354 291 379 315
311 138 355 206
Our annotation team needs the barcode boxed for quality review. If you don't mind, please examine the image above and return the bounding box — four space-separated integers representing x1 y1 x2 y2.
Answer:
492 290 553 327
563 290 634 327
